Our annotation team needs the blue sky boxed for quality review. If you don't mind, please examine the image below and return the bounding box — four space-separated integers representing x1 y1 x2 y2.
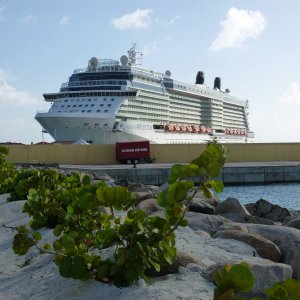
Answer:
1 0 300 143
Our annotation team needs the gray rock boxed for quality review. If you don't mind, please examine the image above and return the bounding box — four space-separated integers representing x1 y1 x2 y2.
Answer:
136 198 162 215
212 230 281 262
247 199 291 223
214 197 250 215
188 199 215 214
191 190 220 207
244 223 300 279
217 223 249 233
217 212 276 225
185 212 231 235
206 260 292 298
283 216 300 230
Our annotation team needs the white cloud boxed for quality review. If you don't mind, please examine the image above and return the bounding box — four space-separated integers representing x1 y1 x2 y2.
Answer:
20 15 38 25
59 16 71 26
111 9 153 30
280 82 300 104
0 68 39 107
210 7 267 51
155 14 180 26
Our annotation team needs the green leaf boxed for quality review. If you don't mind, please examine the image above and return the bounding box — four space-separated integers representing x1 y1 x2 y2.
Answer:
32 231 42 241
43 243 51 250
265 278 300 300
54 224 63 237
13 233 35 255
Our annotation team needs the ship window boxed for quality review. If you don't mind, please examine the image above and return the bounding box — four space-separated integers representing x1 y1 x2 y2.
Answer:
87 110 91 112
82 110 85 112
84 104 88 107
96 110 101 112
67 105 71 107
91 104 95 107
84 123 89 126
100 104 104 107
107 104 111 107
61 105 65 107
79 104 82 107
95 123 99 126
88 99 91 102
111 98 114 101
72 105 76 107
64 100 68 102
104 110 108 112
104 98 107 101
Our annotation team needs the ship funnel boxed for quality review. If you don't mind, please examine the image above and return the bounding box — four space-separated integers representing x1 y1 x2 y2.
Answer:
196 71 204 84
214 77 221 90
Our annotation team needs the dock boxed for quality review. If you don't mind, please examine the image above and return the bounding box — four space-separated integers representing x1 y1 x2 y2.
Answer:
60 161 300 185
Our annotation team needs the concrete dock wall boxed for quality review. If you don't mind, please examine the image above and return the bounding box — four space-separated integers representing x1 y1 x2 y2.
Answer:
4 143 300 165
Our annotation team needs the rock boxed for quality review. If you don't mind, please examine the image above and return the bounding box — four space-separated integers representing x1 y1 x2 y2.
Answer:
217 212 276 225
188 199 215 214
212 230 281 262
136 198 162 215
191 190 220 207
244 223 300 279
206 259 292 298
145 250 198 277
247 199 291 223
214 197 250 215
185 212 231 235
131 185 160 202
217 223 249 233
284 217 300 230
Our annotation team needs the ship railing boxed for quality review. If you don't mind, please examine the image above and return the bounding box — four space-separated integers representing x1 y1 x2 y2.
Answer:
61 80 127 88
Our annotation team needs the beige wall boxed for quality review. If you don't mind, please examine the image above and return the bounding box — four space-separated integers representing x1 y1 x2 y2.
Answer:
4 143 300 165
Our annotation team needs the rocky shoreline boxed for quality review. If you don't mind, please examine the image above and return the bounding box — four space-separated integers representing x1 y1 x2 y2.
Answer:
1 173 300 299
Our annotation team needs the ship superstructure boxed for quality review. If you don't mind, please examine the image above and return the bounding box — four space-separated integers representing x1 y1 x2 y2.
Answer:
35 46 254 144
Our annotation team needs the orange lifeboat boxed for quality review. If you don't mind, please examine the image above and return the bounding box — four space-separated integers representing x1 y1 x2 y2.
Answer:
174 124 181 132
236 129 240 135
200 125 207 133
180 125 187 132
186 126 193 132
229 129 234 135
192 125 200 133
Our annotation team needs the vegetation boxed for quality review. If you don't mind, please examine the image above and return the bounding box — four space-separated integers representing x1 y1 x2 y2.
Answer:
212 262 300 300
2 143 300 298
1 143 226 286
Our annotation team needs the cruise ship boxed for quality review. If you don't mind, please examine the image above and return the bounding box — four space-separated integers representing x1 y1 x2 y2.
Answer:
35 46 254 144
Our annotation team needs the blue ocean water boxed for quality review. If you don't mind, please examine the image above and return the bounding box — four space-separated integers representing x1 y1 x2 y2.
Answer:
219 183 300 211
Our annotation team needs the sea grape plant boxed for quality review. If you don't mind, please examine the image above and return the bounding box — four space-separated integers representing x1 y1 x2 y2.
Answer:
3 142 227 286
0 146 18 194
212 262 300 300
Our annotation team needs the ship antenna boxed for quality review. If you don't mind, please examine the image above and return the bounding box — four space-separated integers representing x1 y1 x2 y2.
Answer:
127 43 143 66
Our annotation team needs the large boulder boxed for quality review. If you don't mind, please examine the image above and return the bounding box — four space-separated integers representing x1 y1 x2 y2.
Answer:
283 216 300 230
244 223 300 279
136 198 162 215
212 230 281 262
216 212 276 225
185 212 231 235
214 197 250 215
188 199 215 214
247 199 291 223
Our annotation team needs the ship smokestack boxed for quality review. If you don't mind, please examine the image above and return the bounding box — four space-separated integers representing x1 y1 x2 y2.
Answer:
196 71 204 84
214 77 221 90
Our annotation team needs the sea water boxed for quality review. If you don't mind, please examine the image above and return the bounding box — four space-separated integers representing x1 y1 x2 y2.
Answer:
219 182 300 211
